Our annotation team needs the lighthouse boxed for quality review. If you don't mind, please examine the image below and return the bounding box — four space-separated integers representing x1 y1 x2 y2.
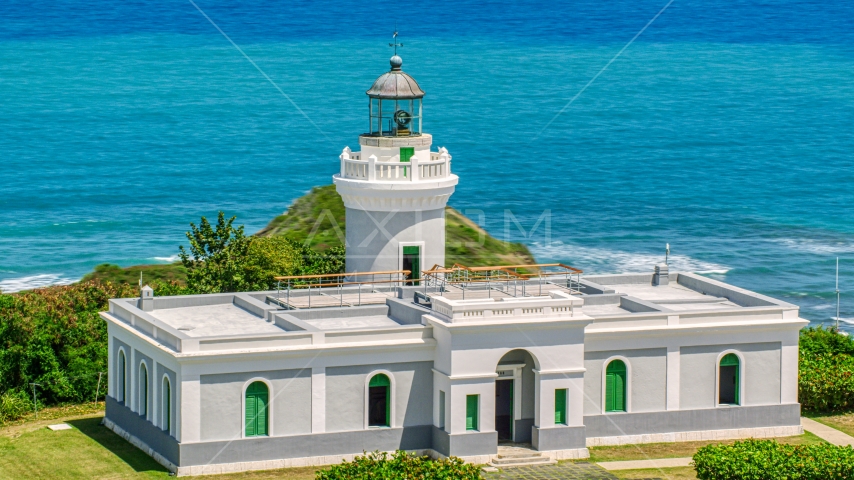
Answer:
333 52 458 282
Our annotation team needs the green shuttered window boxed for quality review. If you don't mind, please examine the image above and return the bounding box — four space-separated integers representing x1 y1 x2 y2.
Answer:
605 360 627 413
466 395 479 431
555 389 568 425
118 351 126 403
139 364 148 417
162 378 171 433
245 381 269 437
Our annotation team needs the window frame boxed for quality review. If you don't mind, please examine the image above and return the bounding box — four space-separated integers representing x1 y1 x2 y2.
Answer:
715 350 745 407
240 377 273 438
601 356 631 414
364 370 395 429
241 378 274 438
465 394 480 432
554 388 568 425
161 375 171 434
138 361 149 418
117 348 127 404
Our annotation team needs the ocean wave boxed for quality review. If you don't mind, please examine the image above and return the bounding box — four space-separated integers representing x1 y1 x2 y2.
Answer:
530 242 730 275
773 238 854 255
0 274 77 293
152 255 180 263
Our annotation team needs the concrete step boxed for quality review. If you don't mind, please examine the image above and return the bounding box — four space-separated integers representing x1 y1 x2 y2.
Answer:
488 457 557 469
496 452 543 460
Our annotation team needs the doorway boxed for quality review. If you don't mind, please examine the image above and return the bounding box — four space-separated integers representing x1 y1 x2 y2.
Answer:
402 245 420 286
495 379 514 441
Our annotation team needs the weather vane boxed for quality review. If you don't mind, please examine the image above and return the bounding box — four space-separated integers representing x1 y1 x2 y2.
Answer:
389 30 403 56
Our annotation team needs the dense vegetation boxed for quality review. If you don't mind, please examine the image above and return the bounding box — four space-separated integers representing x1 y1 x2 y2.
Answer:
0 210 345 423
257 185 536 266
316 451 481 480
693 439 854 479
799 326 854 412
0 281 138 421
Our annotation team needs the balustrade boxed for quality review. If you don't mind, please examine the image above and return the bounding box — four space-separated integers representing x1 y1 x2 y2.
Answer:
339 147 451 182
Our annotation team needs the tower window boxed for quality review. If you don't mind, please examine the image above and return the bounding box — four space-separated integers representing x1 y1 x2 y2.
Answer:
368 374 391 427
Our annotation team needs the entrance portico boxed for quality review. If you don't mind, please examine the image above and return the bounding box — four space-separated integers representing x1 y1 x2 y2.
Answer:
426 291 592 461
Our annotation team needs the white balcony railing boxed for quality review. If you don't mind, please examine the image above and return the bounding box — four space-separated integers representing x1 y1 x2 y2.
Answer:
339 147 452 182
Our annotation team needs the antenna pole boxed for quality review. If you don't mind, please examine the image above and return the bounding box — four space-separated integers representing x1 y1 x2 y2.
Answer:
837 257 841 331
29 383 41 418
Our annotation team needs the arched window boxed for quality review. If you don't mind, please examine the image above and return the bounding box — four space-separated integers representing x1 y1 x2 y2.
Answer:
245 381 269 437
162 377 171 433
368 374 391 427
117 350 126 404
605 360 627 413
719 353 740 405
139 363 148 417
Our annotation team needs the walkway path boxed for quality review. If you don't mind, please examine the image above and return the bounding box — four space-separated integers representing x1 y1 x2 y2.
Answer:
801 417 854 446
484 462 620 479
598 457 692 471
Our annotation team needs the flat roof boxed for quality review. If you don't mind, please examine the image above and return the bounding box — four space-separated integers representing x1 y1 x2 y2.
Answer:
147 303 284 337
104 270 801 355
301 315 402 331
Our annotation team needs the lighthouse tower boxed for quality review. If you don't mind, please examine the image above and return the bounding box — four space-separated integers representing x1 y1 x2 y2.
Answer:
333 53 458 282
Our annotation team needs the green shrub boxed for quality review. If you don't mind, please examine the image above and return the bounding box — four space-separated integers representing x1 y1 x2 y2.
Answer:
799 353 854 412
316 450 481 480
0 282 138 405
799 326 854 412
801 326 854 357
693 439 854 480
0 389 33 424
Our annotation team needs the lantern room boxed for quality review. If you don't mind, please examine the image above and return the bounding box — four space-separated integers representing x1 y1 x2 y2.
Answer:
366 55 424 137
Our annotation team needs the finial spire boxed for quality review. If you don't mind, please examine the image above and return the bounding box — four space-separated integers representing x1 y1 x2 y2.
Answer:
389 30 403 57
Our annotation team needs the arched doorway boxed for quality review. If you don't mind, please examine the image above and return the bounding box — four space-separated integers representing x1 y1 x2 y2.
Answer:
495 349 538 444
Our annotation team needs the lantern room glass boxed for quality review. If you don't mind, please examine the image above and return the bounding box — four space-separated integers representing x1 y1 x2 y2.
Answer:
369 98 421 137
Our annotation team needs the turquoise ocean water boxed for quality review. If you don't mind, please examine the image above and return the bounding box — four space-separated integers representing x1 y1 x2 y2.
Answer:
1 0 852 328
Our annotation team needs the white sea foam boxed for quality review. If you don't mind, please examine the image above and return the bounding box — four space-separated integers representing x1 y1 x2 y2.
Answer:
152 255 180 263
0 274 77 293
773 238 854 255
530 242 730 275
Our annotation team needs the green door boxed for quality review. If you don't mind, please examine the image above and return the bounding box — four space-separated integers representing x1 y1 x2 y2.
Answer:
400 147 414 176
605 360 627 412
402 246 420 286
245 381 269 436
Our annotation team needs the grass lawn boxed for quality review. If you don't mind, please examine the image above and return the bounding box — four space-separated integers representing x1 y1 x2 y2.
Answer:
614 466 698 479
805 410 854 437
0 409 320 480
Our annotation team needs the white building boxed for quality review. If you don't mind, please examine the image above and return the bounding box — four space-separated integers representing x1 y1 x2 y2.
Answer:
101 54 807 476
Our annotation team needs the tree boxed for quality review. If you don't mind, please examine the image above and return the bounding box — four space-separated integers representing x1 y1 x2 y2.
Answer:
179 212 256 293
